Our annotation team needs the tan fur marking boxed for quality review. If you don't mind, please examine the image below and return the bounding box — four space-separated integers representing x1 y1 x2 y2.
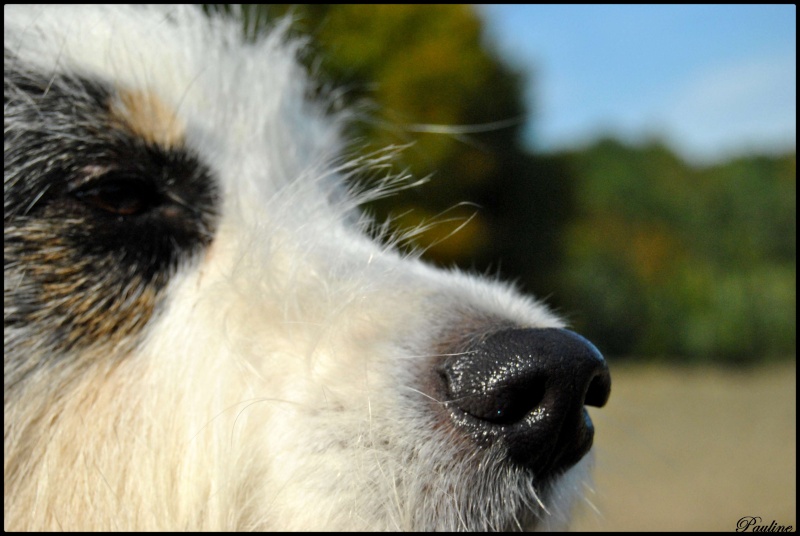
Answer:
110 90 185 148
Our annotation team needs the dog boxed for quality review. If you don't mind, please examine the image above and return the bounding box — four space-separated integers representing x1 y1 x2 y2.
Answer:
4 5 610 531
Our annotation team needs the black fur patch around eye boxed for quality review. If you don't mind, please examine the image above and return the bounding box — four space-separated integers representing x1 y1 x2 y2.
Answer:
4 52 220 378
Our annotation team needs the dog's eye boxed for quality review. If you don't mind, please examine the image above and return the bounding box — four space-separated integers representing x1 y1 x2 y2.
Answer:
73 176 159 216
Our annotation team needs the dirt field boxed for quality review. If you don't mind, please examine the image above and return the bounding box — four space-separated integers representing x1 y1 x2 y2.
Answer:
571 360 796 531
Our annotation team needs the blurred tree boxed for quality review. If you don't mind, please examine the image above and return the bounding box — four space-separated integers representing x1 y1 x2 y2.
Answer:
557 139 796 363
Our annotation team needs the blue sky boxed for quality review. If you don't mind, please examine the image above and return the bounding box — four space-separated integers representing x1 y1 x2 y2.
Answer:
480 5 796 164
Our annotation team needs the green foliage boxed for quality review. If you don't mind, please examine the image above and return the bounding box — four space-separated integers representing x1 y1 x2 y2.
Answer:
557 139 796 363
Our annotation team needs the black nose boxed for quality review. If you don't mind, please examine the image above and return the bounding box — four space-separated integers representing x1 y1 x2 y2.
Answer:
439 328 611 479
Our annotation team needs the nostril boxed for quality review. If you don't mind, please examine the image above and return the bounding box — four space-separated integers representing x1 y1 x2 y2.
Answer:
488 377 547 425
438 327 611 479
585 370 612 408
441 361 547 425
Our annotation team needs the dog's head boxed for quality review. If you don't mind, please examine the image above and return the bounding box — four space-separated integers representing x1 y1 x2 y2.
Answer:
4 5 610 531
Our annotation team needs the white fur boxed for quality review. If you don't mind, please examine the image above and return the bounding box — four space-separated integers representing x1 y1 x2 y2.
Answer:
4 5 593 530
